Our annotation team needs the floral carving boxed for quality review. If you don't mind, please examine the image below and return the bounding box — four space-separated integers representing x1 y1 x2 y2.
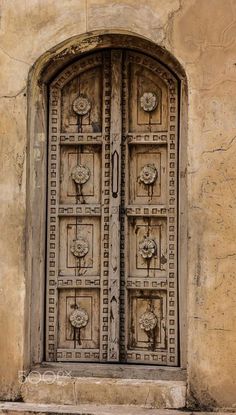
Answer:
69 308 89 329
71 164 90 185
70 238 89 258
139 164 157 185
139 311 158 332
139 237 157 259
140 92 158 112
73 95 91 115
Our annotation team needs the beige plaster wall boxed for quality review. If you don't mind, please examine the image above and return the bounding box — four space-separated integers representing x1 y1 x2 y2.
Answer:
0 0 236 409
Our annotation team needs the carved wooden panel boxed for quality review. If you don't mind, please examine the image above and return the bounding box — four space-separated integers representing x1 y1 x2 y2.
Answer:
129 217 167 279
46 49 179 366
59 217 100 277
58 288 100 350
128 290 167 352
60 145 102 204
61 64 103 133
129 60 168 132
129 145 167 205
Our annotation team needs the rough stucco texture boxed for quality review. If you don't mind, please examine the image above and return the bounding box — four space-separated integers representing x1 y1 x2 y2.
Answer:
0 0 236 409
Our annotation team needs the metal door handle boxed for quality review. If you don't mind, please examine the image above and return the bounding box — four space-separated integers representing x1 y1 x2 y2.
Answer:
112 150 119 198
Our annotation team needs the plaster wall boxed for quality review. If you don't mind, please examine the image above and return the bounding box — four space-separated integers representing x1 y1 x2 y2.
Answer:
0 0 236 409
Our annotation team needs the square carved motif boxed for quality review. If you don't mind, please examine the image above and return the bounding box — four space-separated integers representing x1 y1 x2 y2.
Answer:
60 145 102 204
128 290 167 351
129 217 167 278
129 145 167 205
58 288 100 350
59 217 100 276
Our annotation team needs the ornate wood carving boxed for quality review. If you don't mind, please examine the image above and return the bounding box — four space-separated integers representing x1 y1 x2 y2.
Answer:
140 92 158 112
46 49 179 366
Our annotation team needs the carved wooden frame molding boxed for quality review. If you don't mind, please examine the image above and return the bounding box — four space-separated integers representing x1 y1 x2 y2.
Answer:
25 30 188 374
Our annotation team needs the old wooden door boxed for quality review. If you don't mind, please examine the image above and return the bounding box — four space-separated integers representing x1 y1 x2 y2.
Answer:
46 49 179 366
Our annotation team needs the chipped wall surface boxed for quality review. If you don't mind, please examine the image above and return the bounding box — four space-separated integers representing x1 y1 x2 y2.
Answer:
0 0 236 409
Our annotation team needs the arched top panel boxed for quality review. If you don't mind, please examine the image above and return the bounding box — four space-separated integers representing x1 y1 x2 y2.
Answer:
51 50 178 89
50 50 178 136
31 32 187 88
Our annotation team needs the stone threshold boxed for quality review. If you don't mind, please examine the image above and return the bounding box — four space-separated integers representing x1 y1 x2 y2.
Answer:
0 402 184 415
20 374 186 409
37 363 186 381
1 402 236 415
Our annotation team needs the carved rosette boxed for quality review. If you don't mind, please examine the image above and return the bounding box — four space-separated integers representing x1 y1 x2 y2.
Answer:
69 308 89 329
139 311 158 332
139 164 157 185
139 237 157 259
71 164 90 185
140 92 158 112
73 95 91 115
70 238 89 258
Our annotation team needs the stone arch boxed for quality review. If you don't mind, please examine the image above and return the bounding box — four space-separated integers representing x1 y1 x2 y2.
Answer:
26 31 188 369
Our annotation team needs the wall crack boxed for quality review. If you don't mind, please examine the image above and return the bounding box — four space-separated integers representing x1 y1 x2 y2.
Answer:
202 136 236 155
0 45 30 66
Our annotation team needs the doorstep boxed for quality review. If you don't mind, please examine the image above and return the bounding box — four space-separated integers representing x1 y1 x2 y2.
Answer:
0 402 185 415
1 402 236 415
20 371 186 409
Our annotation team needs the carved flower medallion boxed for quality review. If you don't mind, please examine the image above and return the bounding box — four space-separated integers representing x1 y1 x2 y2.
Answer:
71 164 90 185
70 238 89 258
139 237 157 259
139 164 157 185
69 308 89 329
139 311 158 332
73 95 91 115
140 92 158 112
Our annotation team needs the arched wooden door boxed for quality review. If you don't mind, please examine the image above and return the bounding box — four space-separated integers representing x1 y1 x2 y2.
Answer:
46 49 179 366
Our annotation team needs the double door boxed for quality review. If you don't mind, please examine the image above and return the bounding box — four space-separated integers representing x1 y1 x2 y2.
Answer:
46 49 179 365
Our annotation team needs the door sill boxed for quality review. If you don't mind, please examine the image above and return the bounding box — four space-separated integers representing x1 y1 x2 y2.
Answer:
21 370 186 409
0 402 188 414
34 362 186 381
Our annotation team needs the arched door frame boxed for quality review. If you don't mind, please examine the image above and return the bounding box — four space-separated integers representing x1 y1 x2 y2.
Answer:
25 31 188 372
